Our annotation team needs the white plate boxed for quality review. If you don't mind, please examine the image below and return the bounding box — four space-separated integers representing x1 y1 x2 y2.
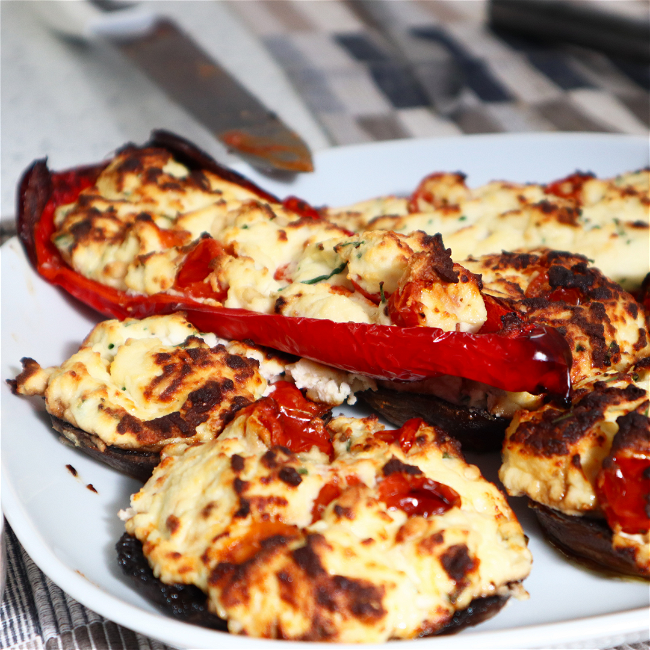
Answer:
2 134 649 650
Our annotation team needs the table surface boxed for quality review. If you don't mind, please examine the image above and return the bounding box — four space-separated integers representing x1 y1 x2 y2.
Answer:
2 1 649 649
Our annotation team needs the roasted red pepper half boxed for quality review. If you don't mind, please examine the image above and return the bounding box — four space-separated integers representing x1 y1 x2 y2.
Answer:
16 130 571 396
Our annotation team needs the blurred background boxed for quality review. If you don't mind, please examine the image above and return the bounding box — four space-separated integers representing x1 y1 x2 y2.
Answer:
1 1 649 649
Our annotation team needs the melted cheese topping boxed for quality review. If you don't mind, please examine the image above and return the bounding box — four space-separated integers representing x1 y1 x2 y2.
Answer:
52 147 487 334
466 250 650 383
124 414 531 642
326 170 650 290
500 361 650 572
13 314 267 451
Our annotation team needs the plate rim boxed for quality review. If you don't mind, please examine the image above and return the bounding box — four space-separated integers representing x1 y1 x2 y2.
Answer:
2 132 650 649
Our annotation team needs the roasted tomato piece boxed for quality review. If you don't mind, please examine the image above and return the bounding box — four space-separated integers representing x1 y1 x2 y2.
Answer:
596 455 650 535
525 269 582 306
311 482 342 523
256 382 333 458
174 238 226 301
374 418 422 454
379 471 461 518
544 172 594 201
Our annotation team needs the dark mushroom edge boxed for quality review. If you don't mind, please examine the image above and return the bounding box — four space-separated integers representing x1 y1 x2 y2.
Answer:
116 532 511 638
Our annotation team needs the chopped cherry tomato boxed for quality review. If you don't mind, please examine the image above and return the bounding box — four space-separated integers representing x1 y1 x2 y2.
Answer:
545 172 594 201
311 482 341 523
16 131 573 397
173 238 226 301
596 455 650 534
351 278 382 305
274 263 292 283
387 283 422 328
374 418 422 454
282 196 322 220
158 227 191 249
526 270 581 306
378 472 461 518
223 521 300 564
256 382 333 458
479 295 517 334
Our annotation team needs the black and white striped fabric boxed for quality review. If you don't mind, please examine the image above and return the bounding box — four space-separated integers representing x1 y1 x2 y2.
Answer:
1 524 175 650
1 1 648 648
231 0 648 144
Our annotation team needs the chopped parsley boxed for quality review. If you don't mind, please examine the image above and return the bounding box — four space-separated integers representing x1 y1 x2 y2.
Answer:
458 215 467 221
301 262 347 285
108 343 114 350
338 240 364 248
379 282 386 303
297 468 309 475
442 452 452 459
552 410 574 424
575 344 585 352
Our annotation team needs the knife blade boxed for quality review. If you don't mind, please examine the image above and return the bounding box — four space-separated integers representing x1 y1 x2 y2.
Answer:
35 1 314 173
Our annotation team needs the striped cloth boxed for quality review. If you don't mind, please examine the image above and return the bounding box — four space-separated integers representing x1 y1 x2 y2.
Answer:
2 1 648 648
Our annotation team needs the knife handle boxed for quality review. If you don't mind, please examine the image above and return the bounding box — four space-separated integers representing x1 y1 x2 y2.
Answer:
35 0 156 41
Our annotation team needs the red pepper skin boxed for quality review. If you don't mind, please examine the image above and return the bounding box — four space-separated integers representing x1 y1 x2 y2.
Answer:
16 131 572 397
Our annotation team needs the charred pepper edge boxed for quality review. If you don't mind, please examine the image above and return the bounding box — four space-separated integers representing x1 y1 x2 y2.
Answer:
15 130 572 398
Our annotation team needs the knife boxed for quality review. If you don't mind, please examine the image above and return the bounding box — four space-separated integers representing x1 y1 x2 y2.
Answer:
35 1 314 173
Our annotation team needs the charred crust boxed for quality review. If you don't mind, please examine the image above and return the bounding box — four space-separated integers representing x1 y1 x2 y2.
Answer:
225 354 247 370
118 533 515 636
440 544 477 583
148 129 280 204
547 264 594 292
611 410 650 455
511 382 646 457
116 533 227 630
261 449 278 469
292 536 326 577
331 575 385 620
333 505 355 520
633 328 648 352
274 296 288 314
530 501 648 578
166 515 180 535
233 477 248 495
382 457 423 477
230 454 245 473
278 467 303 487
421 233 459 283
10 357 43 394
234 498 250 519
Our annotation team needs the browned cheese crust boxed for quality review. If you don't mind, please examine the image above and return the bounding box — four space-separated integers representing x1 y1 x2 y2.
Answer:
500 357 650 577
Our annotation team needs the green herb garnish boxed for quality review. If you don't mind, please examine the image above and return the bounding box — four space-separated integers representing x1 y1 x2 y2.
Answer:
297 468 309 475
301 262 347 285
379 282 386 303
